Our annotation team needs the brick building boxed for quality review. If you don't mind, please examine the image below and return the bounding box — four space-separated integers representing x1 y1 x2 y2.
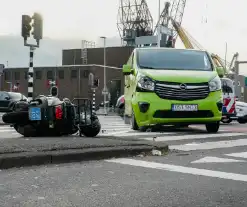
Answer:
0 46 135 105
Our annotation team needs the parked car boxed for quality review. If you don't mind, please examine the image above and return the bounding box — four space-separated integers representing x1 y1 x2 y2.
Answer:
116 95 124 116
235 101 247 124
0 91 27 112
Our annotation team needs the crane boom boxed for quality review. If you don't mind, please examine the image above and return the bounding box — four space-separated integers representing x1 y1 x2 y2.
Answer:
168 0 186 41
170 19 193 48
171 20 230 75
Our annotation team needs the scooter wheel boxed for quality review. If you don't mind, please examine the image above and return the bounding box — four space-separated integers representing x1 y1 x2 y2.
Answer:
80 118 101 137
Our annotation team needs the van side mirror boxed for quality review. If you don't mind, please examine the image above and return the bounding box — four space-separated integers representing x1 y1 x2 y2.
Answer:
216 67 224 78
123 64 133 75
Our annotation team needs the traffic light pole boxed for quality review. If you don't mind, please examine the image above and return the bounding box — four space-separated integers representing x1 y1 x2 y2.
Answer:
22 12 43 101
28 46 35 101
92 88 96 114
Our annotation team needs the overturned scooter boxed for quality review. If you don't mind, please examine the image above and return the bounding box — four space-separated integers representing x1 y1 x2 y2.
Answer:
2 92 101 137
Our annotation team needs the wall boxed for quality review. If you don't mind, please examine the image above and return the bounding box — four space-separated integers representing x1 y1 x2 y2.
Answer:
62 49 81 65
1 65 123 106
62 46 134 67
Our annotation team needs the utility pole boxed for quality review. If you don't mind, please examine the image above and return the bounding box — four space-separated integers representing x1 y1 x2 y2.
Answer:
100 36 107 115
88 73 99 114
21 12 43 101
224 42 227 70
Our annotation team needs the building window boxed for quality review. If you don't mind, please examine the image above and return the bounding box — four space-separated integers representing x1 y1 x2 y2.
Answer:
4 71 10 80
47 71 53 79
71 69 77 78
14 71 20 80
58 70 64 79
24 71 28 79
35 71 42 79
82 70 89 78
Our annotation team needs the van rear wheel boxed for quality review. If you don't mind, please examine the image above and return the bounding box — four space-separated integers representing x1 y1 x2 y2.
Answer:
206 122 220 133
131 112 139 130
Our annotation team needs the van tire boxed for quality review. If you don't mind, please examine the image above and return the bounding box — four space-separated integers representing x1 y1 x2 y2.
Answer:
131 112 139 130
206 122 220 133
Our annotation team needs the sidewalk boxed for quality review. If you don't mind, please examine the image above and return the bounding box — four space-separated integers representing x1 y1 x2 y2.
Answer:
0 135 168 170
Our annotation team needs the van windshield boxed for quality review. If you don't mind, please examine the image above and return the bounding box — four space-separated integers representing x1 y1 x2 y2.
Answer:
221 78 234 93
137 49 213 71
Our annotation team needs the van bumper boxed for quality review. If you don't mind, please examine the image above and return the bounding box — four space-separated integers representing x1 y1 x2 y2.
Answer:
132 91 223 127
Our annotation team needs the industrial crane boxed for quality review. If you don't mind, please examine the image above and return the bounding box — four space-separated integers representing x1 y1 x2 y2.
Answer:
155 0 187 47
117 0 187 47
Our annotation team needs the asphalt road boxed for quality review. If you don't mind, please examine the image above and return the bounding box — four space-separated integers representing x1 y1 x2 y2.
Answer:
1 116 247 206
0 157 247 207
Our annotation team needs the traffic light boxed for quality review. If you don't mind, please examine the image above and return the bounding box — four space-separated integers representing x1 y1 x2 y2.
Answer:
32 13 43 40
50 86 58 97
21 15 32 40
94 79 99 87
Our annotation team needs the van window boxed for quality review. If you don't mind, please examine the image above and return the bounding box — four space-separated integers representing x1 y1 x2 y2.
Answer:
221 78 234 93
137 49 213 71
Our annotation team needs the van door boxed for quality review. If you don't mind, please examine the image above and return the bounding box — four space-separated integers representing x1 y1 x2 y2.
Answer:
124 52 134 117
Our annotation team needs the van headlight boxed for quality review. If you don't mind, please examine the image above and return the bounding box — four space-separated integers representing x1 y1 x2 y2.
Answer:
209 76 221 92
137 76 155 91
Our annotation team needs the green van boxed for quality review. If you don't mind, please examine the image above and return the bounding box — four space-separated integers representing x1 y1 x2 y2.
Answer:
123 47 224 133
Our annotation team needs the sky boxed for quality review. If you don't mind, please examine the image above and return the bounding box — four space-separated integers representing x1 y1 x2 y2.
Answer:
1 0 247 74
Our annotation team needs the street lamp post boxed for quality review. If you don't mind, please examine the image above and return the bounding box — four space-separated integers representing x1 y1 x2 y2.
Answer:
100 36 107 115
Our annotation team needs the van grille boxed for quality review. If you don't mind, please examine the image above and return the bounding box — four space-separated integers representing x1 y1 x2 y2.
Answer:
155 81 209 101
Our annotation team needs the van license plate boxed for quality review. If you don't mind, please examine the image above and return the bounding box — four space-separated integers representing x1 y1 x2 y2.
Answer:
172 104 198 111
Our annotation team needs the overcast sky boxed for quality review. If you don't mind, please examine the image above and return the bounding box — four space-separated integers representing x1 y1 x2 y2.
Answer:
1 0 247 74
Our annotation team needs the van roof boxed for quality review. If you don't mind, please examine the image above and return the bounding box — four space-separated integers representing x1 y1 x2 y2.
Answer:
135 47 207 53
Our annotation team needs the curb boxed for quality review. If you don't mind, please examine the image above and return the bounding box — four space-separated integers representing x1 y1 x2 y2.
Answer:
0 145 169 170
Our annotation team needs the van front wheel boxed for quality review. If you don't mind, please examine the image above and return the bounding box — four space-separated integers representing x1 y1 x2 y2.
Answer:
206 122 220 133
131 112 139 130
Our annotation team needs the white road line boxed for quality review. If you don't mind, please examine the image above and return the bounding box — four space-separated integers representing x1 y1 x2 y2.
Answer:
0 129 16 132
106 158 247 182
225 152 247 159
0 126 13 129
100 130 133 136
191 156 246 163
102 123 128 126
170 137 247 151
102 126 130 129
142 132 245 142
113 132 176 137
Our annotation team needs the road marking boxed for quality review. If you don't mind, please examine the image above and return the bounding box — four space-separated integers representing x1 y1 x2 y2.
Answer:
0 129 16 132
0 126 13 129
225 152 247 159
115 132 176 137
143 132 245 142
100 130 132 136
191 156 245 163
170 138 247 151
102 125 130 129
106 158 247 182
